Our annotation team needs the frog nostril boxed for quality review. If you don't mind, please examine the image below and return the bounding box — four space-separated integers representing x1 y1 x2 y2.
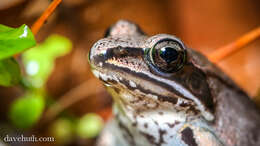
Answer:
116 46 128 56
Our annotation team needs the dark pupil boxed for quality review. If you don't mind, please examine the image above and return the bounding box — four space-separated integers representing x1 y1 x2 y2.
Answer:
159 47 179 64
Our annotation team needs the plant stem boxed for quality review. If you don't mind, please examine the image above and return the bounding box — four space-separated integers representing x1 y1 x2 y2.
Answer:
31 0 62 35
208 27 260 63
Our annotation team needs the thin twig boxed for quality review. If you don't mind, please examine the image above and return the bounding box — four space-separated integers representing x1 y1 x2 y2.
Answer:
31 0 62 35
208 27 260 63
43 78 105 123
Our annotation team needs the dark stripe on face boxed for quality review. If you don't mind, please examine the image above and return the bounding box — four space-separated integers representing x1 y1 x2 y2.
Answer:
92 46 214 112
92 47 184 98
181 127 198 146
104 46 145 59
94 57 186 102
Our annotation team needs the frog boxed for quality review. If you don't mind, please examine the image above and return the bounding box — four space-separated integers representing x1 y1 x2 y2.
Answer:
88 20 260 146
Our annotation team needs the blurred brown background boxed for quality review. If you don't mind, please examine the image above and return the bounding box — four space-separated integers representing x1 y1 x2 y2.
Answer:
0 0 260 145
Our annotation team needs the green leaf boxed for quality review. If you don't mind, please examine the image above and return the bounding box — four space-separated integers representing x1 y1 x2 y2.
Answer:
22 34 72 87
76 113 104 138
8 92 45 129
0 58 21 86
0 24 36 60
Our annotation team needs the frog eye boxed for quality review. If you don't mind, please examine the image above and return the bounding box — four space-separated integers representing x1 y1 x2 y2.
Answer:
148 39 186 73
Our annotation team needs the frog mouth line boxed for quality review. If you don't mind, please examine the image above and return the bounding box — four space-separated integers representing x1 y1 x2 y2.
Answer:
91 57 194 101
91 68 205 116
92 68 177 101
90 54 214 121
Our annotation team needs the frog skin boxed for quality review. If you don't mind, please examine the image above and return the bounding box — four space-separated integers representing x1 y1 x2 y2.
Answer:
88 20 260 146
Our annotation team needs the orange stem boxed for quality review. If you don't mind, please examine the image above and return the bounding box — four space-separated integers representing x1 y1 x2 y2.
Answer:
31 0 62 35
208 27 260 63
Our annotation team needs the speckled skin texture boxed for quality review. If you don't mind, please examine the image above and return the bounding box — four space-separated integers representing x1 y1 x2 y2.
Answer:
89 20 260 146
